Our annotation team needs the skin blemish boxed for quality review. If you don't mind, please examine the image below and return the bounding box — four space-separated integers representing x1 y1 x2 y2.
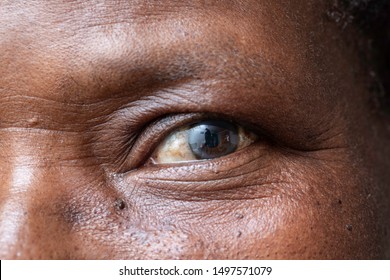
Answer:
27 116 40 127
234 213 244 219
115 198 126 210
346 224 353 232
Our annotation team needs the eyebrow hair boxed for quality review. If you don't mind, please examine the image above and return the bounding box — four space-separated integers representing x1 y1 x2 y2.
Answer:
61 31 280 104
61 51 207 105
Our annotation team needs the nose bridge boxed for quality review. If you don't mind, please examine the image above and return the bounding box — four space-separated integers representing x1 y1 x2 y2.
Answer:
0 137 40 258
0 129 94 259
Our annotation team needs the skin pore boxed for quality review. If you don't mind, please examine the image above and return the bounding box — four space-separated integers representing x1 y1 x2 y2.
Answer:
0 0 389 259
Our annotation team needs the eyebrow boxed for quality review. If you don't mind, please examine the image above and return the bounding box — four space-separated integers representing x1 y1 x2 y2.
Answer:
59 41 211 106
36 3 289 107
64 33 282 104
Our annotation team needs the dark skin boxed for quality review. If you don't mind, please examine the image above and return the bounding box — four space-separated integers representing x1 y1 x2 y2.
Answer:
0 0 389 259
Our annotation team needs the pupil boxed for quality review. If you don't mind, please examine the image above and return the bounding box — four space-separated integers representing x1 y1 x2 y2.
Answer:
188 120 238 159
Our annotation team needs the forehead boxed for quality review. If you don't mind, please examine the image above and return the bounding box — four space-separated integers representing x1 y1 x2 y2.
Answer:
1 3 325 61
2 0 322 28
0 0 334 112
2 0 324 47
2 0 342 138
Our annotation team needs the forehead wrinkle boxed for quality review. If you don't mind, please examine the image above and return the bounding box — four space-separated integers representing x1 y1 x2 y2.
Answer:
36 21 277 104
1 0 316 105
67 37 278 104
2 0 223 29
50 1 320 88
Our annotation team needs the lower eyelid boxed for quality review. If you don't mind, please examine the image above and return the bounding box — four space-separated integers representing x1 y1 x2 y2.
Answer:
139 142 270 185
121 144 282 201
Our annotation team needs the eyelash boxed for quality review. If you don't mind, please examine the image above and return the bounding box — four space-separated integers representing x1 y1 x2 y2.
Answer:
120 113 260 172
149 121 258 165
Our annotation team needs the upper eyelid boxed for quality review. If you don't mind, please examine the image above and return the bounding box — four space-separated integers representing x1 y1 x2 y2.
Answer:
92 89 271 173
90 90 241 173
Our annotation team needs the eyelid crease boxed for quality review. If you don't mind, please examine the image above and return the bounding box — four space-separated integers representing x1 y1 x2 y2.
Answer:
127 142 269 184
141 183 280 202
118 143 284 201
141 161 264 184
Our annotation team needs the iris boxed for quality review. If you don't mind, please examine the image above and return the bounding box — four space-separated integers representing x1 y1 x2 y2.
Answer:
188 120 239 159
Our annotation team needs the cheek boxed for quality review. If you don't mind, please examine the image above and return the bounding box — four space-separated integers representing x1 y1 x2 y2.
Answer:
2 140 380 259
55 172 208 259
252 156 383 259
106 154 381 260
25 167 119 259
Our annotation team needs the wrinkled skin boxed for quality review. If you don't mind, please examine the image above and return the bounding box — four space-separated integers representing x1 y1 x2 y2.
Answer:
0 0 389 259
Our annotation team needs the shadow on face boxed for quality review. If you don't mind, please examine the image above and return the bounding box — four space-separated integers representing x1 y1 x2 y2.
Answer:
0 0 389 259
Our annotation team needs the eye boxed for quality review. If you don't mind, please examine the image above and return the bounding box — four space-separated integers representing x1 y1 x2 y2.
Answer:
149 119 258 164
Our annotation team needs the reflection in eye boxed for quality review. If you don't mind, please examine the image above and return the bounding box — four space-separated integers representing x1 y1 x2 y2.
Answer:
150 120 258 164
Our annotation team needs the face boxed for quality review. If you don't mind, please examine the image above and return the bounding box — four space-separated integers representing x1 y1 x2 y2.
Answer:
0 0 389 259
